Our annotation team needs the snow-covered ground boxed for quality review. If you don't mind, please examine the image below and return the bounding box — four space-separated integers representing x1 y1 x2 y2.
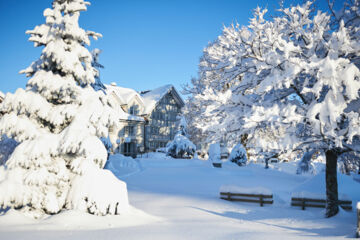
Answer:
1 153 359 239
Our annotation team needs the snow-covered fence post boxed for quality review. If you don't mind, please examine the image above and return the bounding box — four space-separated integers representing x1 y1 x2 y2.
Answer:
209 143 222 168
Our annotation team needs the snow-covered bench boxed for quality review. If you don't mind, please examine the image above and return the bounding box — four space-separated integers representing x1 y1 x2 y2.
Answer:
291 192 352 210
220 186 273 207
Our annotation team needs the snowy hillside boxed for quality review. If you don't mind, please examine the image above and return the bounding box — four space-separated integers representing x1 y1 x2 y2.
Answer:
0 153 359 239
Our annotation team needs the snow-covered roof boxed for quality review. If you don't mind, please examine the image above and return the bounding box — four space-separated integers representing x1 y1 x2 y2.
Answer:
119 111 145 122
140 84 184 115
104 83 184 116
105 84 144 106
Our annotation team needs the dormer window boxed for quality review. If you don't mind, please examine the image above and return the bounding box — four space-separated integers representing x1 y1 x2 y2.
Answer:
129 105 139 115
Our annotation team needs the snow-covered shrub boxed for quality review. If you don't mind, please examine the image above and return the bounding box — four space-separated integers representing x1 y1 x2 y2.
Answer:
66 168 129 216
296 151 316 175
0 135 18 166
0 0 129 218
104 153 140 177
166 134 196 159
228 144 247 166
208 143 221 167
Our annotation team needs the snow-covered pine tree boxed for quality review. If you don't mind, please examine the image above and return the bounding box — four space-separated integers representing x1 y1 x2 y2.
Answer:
228 144 247 166
178 116 188 137
0 135 18 166
0 0 129 218
166 116 196 158
91 48 106 92
182 77 208 148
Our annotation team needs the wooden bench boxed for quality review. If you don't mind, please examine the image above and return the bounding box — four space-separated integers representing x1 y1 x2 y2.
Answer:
220 192 273 207
291 197 352 210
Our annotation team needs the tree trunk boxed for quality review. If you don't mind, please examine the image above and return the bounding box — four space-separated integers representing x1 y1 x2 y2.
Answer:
325 149 339 218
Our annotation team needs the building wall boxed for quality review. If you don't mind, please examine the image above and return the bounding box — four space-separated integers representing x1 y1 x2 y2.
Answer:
116 120 145 157
145 92 182 151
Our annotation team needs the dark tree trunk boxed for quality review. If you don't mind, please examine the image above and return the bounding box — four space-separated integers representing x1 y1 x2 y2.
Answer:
325 149 339 218
265 158 269 169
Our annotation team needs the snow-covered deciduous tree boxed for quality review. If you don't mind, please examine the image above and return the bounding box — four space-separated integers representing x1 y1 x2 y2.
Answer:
338 150 360 174
185 1 360 217
182 8 287 157
228 144 247 166
242 2 360 217
0 0 130 218
166 116 196 158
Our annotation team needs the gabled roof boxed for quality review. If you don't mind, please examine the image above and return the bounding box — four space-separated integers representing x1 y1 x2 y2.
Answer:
105 84 144 106
104 83 184 116
104 85 144 122
140 84 185 115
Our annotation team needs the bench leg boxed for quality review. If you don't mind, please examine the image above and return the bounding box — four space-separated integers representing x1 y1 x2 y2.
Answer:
227 193 231 201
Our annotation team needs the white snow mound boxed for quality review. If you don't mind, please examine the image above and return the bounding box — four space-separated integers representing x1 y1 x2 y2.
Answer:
66 168 130 215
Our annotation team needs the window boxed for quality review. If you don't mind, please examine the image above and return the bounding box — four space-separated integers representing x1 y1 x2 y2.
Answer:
125 126 135 136
124 142 132 155
129 105 139 115
151 126 158 135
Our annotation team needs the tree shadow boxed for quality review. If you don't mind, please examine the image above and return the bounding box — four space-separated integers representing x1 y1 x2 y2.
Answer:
191 206 356 238
0 206 10 215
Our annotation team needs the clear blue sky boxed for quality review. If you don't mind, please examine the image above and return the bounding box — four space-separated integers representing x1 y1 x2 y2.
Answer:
0 0 342 96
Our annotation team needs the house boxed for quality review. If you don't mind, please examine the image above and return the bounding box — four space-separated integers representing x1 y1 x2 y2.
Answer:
140 84 185 152
105 83 184 156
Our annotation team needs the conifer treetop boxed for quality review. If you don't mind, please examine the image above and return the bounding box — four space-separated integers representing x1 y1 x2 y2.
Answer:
20 0 102 86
